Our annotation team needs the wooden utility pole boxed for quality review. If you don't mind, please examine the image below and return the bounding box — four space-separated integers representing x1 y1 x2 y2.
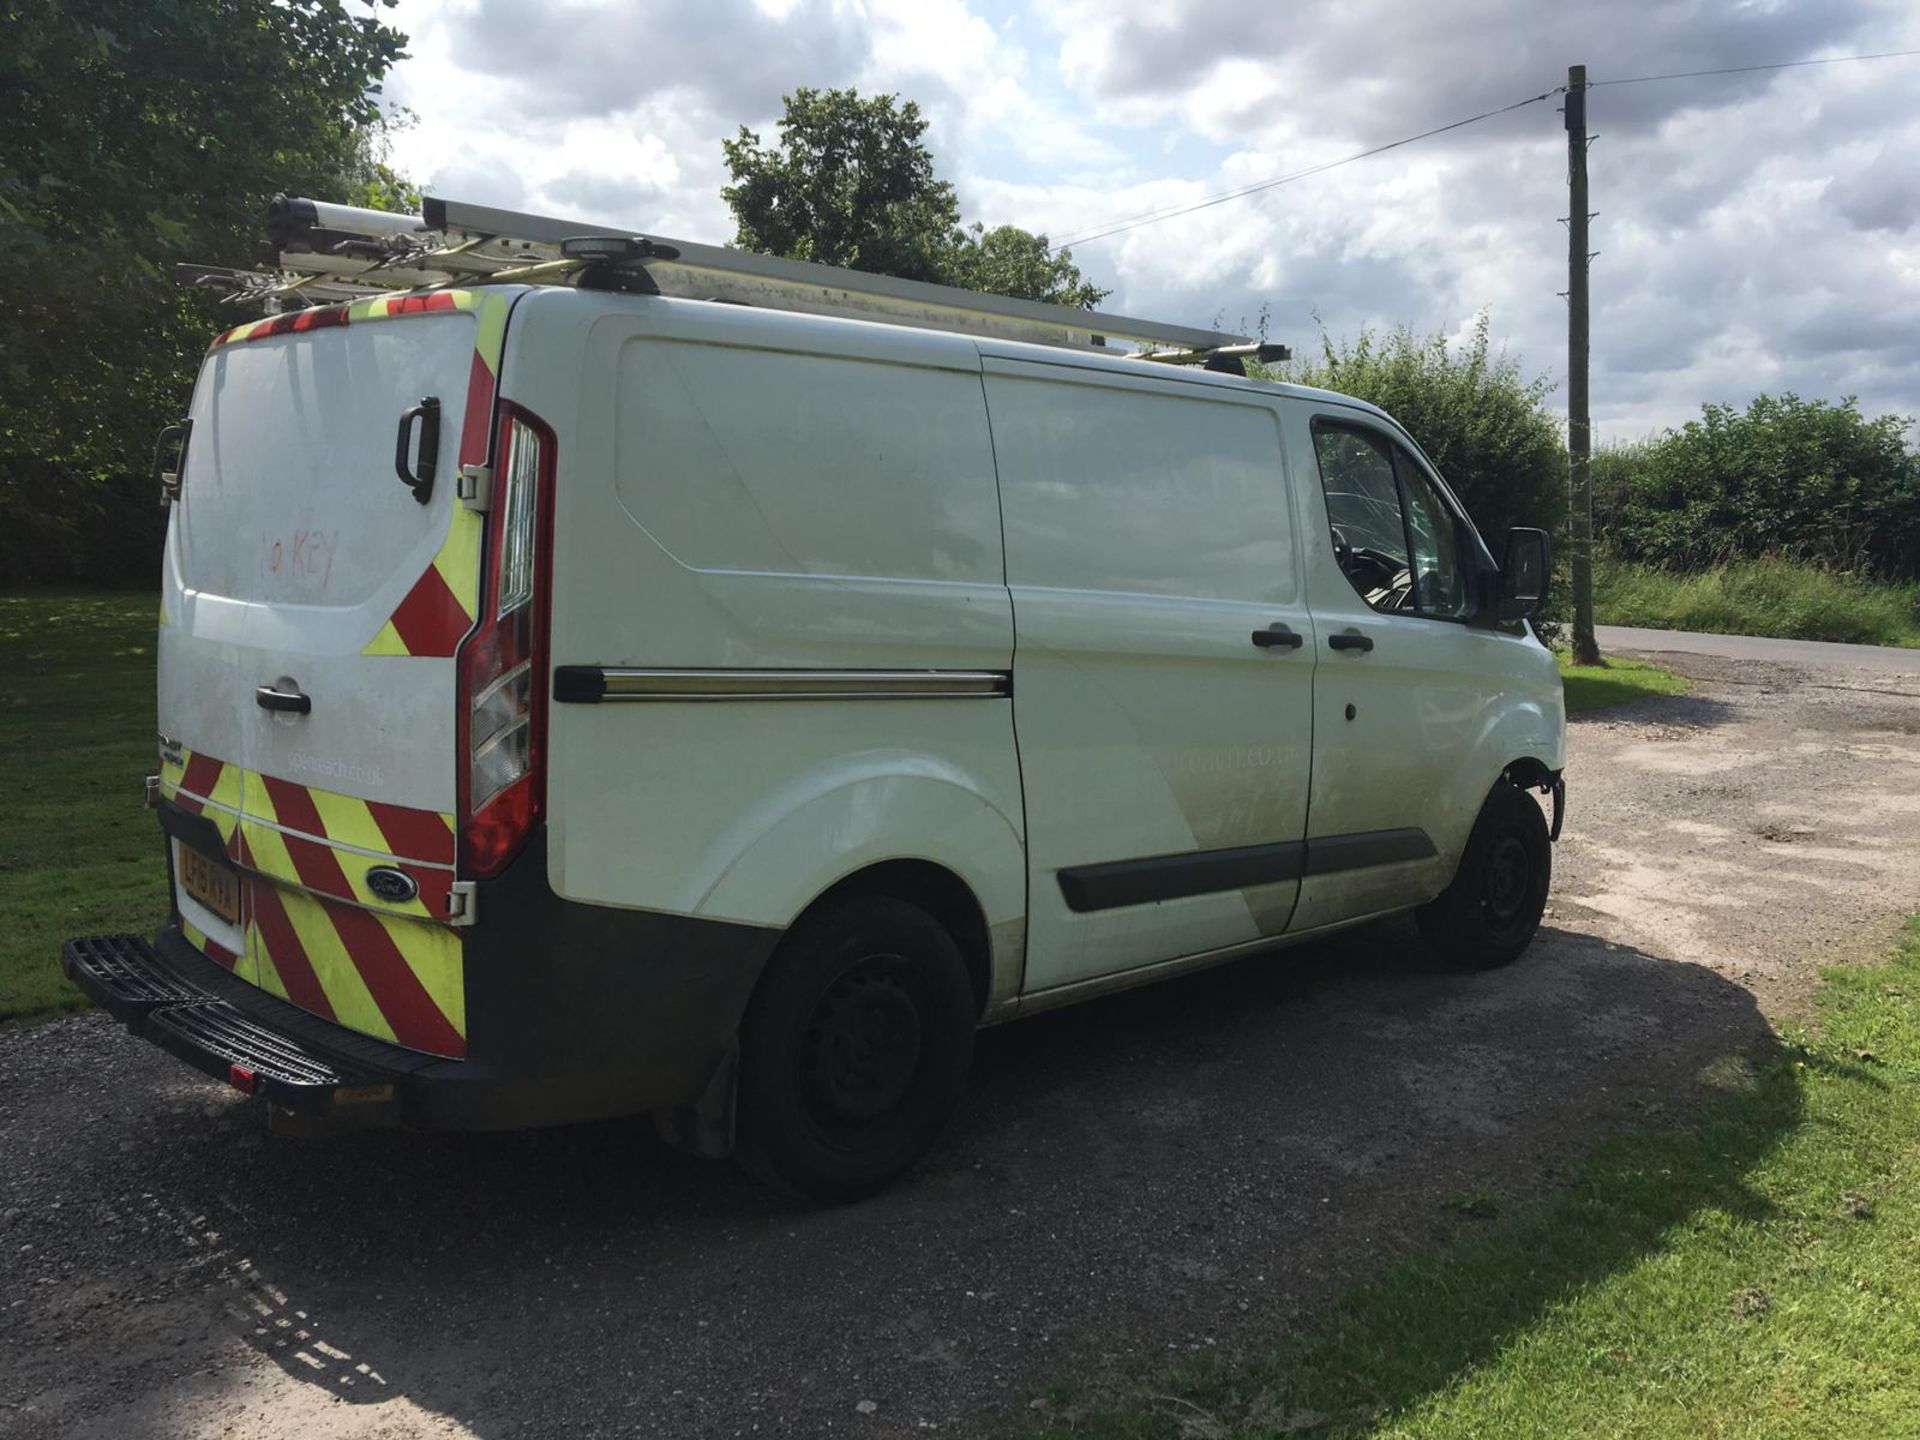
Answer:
1566 63 1600 665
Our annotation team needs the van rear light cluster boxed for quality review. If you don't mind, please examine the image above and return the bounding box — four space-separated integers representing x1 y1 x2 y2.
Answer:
457 405 554 880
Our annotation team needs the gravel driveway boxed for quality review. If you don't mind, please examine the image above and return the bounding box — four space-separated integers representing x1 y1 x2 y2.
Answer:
5 646 1919 1439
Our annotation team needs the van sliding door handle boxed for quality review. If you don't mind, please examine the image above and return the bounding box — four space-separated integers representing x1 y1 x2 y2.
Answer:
1328 631 1374 653
255 684 312 715
1251 624 1304 650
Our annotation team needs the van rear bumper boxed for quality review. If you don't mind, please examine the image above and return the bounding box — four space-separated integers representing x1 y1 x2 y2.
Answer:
64 929 425 1123
66 831 783 1130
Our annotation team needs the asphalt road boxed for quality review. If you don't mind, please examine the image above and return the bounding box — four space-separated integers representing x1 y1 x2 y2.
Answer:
6 644 1920 1439
1596 623 1920 674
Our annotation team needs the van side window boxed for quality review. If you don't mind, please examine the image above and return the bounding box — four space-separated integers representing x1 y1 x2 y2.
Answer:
1312 421 1469 620
1313 425 1413 612
1394 451 1469 619
988 374 1295 604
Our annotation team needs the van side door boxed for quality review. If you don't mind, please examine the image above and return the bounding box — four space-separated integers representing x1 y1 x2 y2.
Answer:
1286 402 1504 931
983 357 1316 994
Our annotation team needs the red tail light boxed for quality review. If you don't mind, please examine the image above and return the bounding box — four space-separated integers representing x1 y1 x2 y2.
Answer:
457 403 555 879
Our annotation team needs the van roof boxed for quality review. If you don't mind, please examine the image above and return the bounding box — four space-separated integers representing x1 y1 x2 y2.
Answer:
969 331 1394 421
492 282 1396 429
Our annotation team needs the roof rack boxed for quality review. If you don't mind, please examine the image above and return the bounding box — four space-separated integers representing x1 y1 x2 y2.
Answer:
178 194 1267 362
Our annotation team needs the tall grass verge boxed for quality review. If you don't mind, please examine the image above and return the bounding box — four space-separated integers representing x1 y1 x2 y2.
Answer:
1593 555 1920 648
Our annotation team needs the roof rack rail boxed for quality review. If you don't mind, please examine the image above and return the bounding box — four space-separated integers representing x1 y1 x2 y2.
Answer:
1135 341 1292 376
179 193 1269 360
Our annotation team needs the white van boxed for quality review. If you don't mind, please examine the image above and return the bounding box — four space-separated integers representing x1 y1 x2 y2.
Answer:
67 198 1562 1199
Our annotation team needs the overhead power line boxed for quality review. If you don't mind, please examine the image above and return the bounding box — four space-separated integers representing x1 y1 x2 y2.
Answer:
1591 47 1920 87
1049 47 1920 251
1048 88 1559 251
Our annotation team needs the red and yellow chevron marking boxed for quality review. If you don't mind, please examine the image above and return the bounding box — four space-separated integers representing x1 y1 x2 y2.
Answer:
159 747 467 1057
179 917 241 973
157 746 242 856
238 828 466 1057
363 290 511 659
241 772 455 918
360 510 483 657
208 289 484 351
209 303 352 349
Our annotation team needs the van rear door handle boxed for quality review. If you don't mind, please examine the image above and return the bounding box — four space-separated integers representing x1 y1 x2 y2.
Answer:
1251 624 1304 650
394 395 441 505
1328 631 1374 653
255 684 312 715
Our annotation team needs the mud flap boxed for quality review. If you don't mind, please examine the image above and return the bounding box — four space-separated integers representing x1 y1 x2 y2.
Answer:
653 1040 738 1160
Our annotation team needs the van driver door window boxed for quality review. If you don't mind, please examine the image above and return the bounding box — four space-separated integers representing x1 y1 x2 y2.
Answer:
1314 427 1410 611
1314 425 1469 620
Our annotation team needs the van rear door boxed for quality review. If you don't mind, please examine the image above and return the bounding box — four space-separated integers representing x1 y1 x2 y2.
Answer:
157 291 516 1058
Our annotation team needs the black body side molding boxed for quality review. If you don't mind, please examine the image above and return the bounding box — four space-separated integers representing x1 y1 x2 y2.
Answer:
1058 827 1437 914
1058 841 1304 913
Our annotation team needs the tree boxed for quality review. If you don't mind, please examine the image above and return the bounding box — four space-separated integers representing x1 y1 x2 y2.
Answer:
1607 395 1920 579
1271 315 1569 546
0 0 408 586
722 87 1108 309
943 222 1108 309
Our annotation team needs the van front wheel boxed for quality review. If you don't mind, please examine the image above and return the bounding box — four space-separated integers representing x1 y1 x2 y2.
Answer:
736 896 975 1202
1417 782 1551 970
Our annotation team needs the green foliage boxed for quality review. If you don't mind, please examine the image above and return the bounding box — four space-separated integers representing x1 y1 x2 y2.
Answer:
1272 315 1569 548
943 221 1109 309
1605 395 1920 579
1595 554 1920 648
722 86 1107 308
0 592 165 1026
723 88 958 283
1589 438 1653 542
0 0 408 587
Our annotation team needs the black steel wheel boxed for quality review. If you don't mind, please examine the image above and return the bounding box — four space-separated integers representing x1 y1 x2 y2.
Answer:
1417 782 1552 970
737 896 975 1201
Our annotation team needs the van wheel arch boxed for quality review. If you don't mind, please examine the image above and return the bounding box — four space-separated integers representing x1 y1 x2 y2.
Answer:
655 862 993 1168
1502 756 1556 791
791 860 993 1020
1501 756 1564 841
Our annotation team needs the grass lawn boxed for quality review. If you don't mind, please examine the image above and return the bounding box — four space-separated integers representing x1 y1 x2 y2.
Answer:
1030 919 1920 1439
1558 653 1690 715
1595 556 1920 649
0 591 166 1027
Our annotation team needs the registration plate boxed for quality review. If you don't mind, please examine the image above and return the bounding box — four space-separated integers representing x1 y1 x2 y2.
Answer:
179 845 241 925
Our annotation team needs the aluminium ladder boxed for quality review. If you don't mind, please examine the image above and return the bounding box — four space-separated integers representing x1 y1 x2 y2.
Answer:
178 193 1287 367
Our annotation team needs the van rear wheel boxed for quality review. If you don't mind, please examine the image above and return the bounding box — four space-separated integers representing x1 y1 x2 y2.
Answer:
736 896 975 1202
1417 782 1551 970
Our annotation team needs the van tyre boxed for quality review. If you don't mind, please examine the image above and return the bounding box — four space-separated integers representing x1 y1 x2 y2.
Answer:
1417 782 1551 970
736 897 975 1202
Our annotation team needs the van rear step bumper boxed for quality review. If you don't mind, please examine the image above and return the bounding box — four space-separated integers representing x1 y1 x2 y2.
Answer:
62 932 409 1118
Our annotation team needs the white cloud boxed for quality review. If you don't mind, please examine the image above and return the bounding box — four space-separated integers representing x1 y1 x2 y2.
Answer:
374 0 1920 437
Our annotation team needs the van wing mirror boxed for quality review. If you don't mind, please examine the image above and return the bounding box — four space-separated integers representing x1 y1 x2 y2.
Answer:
1497 527 1550 622
153 419 191 506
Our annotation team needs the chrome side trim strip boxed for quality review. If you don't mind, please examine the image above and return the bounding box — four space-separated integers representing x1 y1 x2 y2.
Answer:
554 666 1011 703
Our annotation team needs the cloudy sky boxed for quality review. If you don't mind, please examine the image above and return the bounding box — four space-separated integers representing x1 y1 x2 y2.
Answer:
380 0 1920 440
